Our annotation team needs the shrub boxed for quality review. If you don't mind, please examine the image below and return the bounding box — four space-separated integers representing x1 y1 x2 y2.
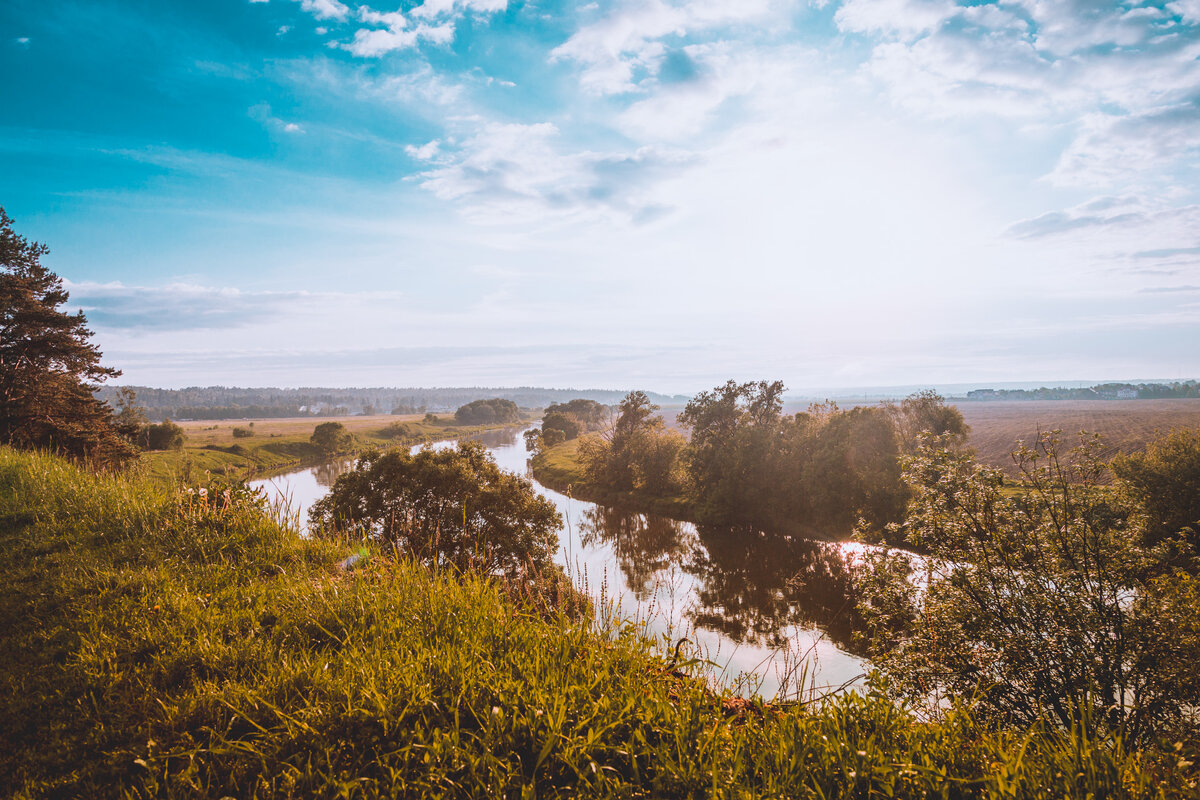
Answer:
858 432 1200 743
310 421 351 453
310 441 560 577
138 420 184 451
231 426 255 438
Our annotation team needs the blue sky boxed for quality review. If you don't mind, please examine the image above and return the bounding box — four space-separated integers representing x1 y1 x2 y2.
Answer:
3 0 1199 392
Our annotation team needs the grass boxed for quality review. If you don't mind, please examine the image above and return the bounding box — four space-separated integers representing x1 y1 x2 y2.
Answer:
531 438 693 520
137 414 531 484
1 446 1196 798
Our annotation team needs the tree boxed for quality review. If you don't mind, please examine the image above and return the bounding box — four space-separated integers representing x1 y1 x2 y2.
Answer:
311 421 352 453
886 390 969 451
543 398 608 433
309 441 561 577
454 398 520 426
858 432 1200 742
138 420 184 451
581 391 685 496
540 411 580 441
1113 428 1200 556
110 386 147 444
677 380 786 528
0 208 134 466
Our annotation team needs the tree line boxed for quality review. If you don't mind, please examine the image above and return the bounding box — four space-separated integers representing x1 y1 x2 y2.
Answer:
564 382 968 536
966 380 1200 400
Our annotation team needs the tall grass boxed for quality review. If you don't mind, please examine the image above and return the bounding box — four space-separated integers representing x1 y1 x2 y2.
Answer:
0 447 1194 798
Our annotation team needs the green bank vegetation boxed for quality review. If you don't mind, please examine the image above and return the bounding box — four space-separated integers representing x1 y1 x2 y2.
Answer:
134 413 532 485
531 384 968 536
3 446 1197 798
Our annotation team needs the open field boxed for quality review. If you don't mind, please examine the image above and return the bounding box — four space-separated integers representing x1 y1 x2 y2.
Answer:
173 412 452 447
139 413 533 483
958 400 1200 470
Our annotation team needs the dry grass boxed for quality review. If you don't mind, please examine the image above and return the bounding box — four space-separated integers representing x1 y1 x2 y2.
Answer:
959 400 1200 471
175 413 441 447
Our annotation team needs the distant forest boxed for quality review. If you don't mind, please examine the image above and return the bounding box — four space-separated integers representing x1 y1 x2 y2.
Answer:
966 380 1199 401
94 386 688 421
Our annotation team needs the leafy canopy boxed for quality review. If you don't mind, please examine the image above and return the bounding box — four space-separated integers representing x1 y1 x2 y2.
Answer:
858 432 1200 743
310 441 561 576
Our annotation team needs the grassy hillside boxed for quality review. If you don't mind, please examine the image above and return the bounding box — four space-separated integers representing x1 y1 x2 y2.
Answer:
0 448 1193 798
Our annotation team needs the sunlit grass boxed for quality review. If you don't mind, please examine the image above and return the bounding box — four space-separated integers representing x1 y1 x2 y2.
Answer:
0 447 1194 798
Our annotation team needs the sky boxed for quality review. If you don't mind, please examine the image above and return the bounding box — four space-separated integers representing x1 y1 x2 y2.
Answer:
2 0 1199 394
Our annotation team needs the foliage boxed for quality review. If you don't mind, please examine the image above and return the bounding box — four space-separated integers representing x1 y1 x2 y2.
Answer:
1113 427 1200 555
857 432 1200 743
564 383 956 536
1 446 1194 798
0 207 134 466
543 398 608 436
582 391 685 497
886 388 970 451
309 441 561 576
138 419 185 451
376 420 411 439
785 402 907 534
111 385 148 444
541 410 581 441
677 380 793 529
455 397 521 425
310 420 352 453
231 425 255 439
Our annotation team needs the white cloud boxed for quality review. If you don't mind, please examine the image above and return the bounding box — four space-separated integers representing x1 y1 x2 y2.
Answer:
1172 0 1200 25
834 0 958 38
283 122 304 133
340 0 507 56
550 0 779 95
410 121 693 223
343 21 454 56
297 0 350 20
405 139 442 160
1049 104 1200 187
410 0 508 19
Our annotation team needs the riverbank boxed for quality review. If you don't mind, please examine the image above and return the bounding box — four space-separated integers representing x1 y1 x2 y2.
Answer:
137 413 535 484
1 445 1191 798
530 438 694 520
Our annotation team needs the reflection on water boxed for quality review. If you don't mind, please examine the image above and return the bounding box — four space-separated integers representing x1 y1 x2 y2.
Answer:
688 526 864 655
252 425 869 696
578 506 865 657
579 507 695 602
313 458 354 488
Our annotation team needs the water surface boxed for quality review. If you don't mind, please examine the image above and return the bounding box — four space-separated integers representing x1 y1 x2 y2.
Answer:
251 426 868 697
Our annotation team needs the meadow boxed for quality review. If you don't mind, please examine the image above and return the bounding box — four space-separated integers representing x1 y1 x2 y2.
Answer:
2 446 1194 798
137 413 531 484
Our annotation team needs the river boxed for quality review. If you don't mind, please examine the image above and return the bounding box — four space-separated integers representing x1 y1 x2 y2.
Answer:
250 426 868 698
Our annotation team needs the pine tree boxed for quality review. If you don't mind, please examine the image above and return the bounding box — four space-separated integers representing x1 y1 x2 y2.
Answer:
0 208 135 466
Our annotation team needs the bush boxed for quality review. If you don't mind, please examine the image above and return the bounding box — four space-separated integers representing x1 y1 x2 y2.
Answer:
858 432 1200 743
310 421 351 453
138 420 184 451
310 441 560 577
454 398 520 426
231 426 255 438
